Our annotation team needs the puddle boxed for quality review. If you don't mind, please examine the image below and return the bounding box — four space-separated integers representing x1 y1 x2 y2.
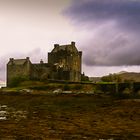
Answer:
0 105 27 121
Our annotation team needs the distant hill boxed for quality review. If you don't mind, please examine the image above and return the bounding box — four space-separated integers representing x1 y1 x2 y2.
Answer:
118 72 140 82
90 72 140 83
89 77 101 82
117 71 128 74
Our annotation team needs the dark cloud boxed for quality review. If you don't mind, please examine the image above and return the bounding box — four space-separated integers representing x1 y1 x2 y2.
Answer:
66 0 140 31
65 0 140 66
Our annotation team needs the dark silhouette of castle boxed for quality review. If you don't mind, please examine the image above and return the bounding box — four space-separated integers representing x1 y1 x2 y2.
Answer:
7 42 82 86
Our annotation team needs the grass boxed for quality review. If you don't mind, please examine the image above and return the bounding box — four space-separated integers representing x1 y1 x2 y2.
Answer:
4 81 94 93
0 93 139 139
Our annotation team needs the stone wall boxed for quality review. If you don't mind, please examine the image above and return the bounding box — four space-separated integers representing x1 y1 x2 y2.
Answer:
7 59 31 86
30 63 52 81
48 42 82 82
7 42 82 86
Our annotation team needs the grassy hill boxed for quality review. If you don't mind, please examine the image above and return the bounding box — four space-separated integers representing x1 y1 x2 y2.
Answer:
118 72 140 82
90 72 140 83
89 77 101 82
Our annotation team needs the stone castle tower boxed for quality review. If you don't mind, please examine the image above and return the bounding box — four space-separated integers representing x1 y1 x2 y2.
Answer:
48 42 82 81
7 57 31 87
7 42 82 86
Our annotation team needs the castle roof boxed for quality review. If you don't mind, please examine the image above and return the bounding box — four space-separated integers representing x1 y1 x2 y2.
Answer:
7 57 31 65
51 42 78 53
12 59 27 65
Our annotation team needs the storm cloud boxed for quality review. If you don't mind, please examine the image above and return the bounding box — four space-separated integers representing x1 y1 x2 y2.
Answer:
65 0 140 66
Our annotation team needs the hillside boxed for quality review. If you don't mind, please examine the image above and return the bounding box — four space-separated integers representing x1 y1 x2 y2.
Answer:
89 77 101 82
89 72 140 83
118 72 140 82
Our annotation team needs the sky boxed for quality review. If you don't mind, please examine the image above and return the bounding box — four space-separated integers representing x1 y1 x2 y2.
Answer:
0 0 140 81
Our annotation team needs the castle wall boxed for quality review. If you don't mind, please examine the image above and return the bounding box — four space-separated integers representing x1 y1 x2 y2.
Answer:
51 68 71 81
48 48 82 82
7 42 82 86
7 61 31 86
30 63 52 81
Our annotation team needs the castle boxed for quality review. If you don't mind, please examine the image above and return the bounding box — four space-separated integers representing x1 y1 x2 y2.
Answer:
7 42 82 86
